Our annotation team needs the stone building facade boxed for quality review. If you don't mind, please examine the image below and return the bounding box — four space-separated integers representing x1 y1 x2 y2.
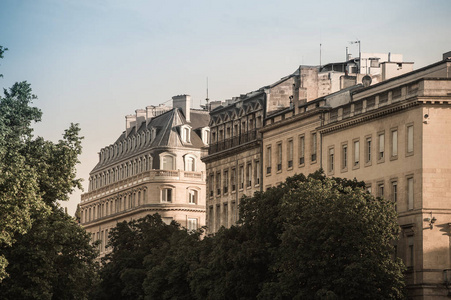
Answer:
201 73 302 233
80 95 209 256
261 53 451 299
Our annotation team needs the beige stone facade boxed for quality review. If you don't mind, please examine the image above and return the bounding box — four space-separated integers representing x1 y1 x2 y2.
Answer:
202 73 302 233
261 55 451 299
80 95 209 256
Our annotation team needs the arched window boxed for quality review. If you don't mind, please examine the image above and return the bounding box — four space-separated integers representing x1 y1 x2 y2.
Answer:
188 189 198 204
162 155 175 170
181 125 192 143
185 155 196 171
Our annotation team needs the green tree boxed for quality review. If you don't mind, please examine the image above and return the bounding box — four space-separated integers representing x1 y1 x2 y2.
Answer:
0 46 7 77
0 81 49 280
255 173 405 299
95 214 196 300
0 207 99 300
143 223 202 300
0 46 96 295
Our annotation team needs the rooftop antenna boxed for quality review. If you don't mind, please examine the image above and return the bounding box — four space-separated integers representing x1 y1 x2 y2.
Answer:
349 39 361 73
206 77 210 111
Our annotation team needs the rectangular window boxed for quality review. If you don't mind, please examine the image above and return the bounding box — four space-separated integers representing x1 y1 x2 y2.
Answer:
223 170 228 194
329 148 334 172
239 165 244 189
188 218 198 231
189 190 197 204
354 140 360 166
378 183 384 198
105 229 109 250
287 139 293 168
408 177 414 210
392 181 398 212
215 205 220 231
209 174 214 197
299 135 305 165
216 172 221 195
311 133 317 162
366 137 372 164
162 188 172 202
223 203 228 227
407 236 414 267
391 129 398 157
407 125 414 153
246 163 252 187
266 146 272 174
378 133 385 160
208 206 213 229
231 168 236 192
231 201 236 225
342 144 348 169
277 143 282 171
254 161 260 186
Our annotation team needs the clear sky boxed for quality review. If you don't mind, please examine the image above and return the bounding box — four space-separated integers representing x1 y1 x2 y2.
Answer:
1 0 450 215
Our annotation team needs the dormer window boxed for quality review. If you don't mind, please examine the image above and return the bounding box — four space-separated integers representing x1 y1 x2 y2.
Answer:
201 127 210 145
150 127 157 141
181 125 192 144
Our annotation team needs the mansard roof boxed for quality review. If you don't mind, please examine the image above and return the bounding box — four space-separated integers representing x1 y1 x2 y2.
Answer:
91 108 209 172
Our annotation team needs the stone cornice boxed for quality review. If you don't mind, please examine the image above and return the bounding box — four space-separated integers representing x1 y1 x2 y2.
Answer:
319 99 420 135
260 108 324 134
82 204 206 228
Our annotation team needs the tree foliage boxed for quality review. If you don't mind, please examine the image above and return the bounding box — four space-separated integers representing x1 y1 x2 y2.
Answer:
0 46 98 296
95 214 201 300
97 171 405 299
0 207 99 300
0 46 7 77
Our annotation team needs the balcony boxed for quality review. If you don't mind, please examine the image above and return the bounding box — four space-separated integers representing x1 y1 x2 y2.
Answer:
209 130 260 155
81 169 204 203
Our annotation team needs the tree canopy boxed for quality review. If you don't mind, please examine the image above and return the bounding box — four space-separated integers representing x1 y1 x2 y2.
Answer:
96 171 405 299
0 46 99 298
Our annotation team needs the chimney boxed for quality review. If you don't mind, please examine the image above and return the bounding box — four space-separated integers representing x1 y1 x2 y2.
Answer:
172 94 191 122
135 109 146 129
125 114 136 137
146 106 155 124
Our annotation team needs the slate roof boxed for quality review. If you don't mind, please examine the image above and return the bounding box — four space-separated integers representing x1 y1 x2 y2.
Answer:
91 107 209 172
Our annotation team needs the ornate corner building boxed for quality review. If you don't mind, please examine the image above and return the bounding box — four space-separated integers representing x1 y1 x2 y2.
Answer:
79 95 209 256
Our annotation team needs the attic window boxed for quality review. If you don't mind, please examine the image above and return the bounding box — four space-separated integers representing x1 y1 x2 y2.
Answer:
181 125 191 143
201 128 210 145
150 128 157 141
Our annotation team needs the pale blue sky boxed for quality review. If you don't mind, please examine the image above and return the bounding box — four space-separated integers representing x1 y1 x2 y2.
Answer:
1 0 450 214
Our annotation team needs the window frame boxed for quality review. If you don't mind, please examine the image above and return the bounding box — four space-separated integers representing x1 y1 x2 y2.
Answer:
161 187 174 203
377 131 385 163
299 134 305 166
353 138 360 169
341 142 348 172
390 128 398 160
406 124 414 156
